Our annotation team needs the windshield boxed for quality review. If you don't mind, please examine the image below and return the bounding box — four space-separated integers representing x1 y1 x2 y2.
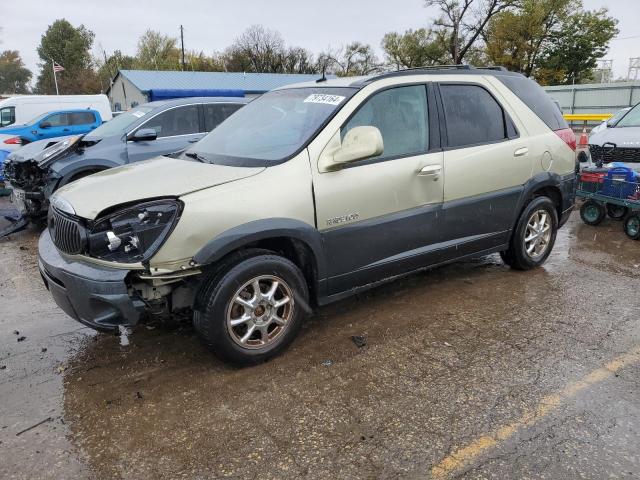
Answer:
186 87 356 166
616 104 640 128
85 107 153 138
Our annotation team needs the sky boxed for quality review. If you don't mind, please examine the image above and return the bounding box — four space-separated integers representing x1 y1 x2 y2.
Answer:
1 0 638 83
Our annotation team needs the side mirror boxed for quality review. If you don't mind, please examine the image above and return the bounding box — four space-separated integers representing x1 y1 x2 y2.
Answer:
332 126 384 166
132 128 157 142
40 122 52 129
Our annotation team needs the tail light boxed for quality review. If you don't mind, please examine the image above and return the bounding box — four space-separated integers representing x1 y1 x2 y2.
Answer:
554 128 576 151
3 137 21 145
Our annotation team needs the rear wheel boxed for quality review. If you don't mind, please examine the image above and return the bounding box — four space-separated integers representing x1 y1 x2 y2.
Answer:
606 203 628 220
502 196 558 270
193 250 309 366
580 200 606 226
624 214 640 240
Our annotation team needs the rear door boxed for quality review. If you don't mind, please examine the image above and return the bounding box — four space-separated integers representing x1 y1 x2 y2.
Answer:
312 83 444 294
68 111 100 135
126 104 203 162
438 81 531 254
202 103 244 132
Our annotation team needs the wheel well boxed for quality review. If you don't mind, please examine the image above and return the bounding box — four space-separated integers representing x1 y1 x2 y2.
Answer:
532 186 562 219
207 237 319 304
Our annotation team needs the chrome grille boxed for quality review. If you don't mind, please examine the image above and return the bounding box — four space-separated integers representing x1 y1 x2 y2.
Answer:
589 145 640 164
49 208 84 255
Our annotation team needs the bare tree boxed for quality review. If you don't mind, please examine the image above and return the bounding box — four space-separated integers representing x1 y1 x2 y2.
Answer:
425 0 519 64
318 42 381 76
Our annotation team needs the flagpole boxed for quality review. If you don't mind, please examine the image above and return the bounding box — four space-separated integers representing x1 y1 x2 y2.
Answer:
52 59 59 95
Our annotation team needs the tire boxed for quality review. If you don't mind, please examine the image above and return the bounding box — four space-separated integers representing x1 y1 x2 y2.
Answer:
624 214 640 240
503 196 558 271
193 250 309 366
606 203 628 220
580 200 606 226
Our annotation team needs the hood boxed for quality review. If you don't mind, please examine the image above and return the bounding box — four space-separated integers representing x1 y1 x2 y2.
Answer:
590 126 640 148
0 125 27 135
55 157 265 219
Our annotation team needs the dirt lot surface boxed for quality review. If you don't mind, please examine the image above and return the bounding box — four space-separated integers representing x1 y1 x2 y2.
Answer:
1 196 639 479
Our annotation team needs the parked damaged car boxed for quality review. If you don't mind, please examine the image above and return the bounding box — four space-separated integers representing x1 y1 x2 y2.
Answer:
3 97 249 219
39 66 576 365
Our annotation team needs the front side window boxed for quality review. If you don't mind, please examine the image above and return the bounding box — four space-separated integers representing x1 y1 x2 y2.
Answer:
87 106 153 139
187 87 356 166
440 84 513 148
342 85 429 161
0 107 15 127
143 105 200 138
203 103 244 131
70 111 96 125
615 103 640 128
43 113 69 127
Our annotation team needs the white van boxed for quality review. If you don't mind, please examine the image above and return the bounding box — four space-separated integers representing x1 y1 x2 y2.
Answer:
0 94 112 127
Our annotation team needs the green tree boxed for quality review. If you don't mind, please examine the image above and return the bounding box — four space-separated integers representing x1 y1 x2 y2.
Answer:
135 30 180 70
96 49 136 90
537 8 618 84
381 28 447 69
36 19 99 94
0 50 32 94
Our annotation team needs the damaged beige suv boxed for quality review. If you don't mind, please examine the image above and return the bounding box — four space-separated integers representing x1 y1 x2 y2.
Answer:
39 66 576 365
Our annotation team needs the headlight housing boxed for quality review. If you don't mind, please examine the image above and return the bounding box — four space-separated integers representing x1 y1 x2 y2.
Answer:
87 199 182 263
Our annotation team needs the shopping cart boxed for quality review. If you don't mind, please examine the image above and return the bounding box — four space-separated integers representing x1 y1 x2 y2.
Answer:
576 167 640 240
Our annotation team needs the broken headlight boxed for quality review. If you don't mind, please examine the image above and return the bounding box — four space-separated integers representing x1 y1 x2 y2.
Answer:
87 200 182 263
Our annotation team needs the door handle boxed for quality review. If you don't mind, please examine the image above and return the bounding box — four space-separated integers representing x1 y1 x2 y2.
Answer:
418 165 442 179
63 128 70 132
514 147 528 157
188 139 199 143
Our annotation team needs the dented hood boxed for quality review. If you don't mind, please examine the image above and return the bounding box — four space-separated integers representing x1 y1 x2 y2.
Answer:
55 157 265 219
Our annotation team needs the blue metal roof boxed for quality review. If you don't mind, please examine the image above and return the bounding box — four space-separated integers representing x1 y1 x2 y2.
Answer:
116 70 329 94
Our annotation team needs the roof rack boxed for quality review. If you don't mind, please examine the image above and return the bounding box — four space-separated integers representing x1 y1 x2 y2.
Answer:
352 64 517 86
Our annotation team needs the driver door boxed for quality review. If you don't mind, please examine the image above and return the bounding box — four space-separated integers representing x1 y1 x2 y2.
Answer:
37 112 72 139
311 84 444 294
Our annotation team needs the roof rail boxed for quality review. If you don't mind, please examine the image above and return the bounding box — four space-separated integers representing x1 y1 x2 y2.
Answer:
351 64 517 86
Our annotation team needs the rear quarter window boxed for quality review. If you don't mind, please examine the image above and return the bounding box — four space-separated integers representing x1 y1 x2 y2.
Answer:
497 75 568 131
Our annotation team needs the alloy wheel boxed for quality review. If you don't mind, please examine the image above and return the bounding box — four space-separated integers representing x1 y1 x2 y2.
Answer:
524 209 552 258
226 275 294 349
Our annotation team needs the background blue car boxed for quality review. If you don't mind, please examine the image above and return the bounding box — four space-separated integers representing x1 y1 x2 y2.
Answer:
0 109 103 144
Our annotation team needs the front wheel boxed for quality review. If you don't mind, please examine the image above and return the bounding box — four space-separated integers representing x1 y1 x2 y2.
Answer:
624 214 640 240
502 196 558 270
193 251 309 366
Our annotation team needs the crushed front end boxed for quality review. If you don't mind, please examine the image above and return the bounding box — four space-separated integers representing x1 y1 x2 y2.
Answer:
4 136 82 218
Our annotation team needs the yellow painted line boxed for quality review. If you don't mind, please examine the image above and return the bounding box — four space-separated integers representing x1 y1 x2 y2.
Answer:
563 113 613 121
430 346 640 479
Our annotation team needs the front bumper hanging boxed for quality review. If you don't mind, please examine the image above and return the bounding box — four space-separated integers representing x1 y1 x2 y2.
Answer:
38 230 145 331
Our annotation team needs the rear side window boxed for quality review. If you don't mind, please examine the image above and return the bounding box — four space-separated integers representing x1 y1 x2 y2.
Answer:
69 112 96 125
497 75 568 131
440 84 513 148
342 85 429 161
203 103 244 131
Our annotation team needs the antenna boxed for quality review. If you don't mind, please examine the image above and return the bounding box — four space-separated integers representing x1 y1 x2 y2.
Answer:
180 25 186 71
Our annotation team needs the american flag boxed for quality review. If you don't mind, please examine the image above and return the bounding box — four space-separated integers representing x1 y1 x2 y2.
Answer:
53 62 64 73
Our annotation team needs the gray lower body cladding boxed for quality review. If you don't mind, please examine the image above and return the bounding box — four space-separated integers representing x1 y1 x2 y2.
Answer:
38 230 144 331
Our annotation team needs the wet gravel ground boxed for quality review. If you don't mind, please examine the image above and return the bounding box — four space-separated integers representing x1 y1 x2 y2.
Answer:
1 196 639 479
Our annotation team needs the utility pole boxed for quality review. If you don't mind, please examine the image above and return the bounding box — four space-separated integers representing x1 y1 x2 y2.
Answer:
180 25 186 71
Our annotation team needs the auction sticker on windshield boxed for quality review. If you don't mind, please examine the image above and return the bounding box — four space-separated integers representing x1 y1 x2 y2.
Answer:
304 94 346 106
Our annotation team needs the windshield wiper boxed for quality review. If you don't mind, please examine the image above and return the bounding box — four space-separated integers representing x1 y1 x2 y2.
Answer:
184 152 208 163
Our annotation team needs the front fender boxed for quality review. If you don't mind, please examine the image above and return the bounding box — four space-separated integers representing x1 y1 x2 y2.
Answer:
193 218 326 279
